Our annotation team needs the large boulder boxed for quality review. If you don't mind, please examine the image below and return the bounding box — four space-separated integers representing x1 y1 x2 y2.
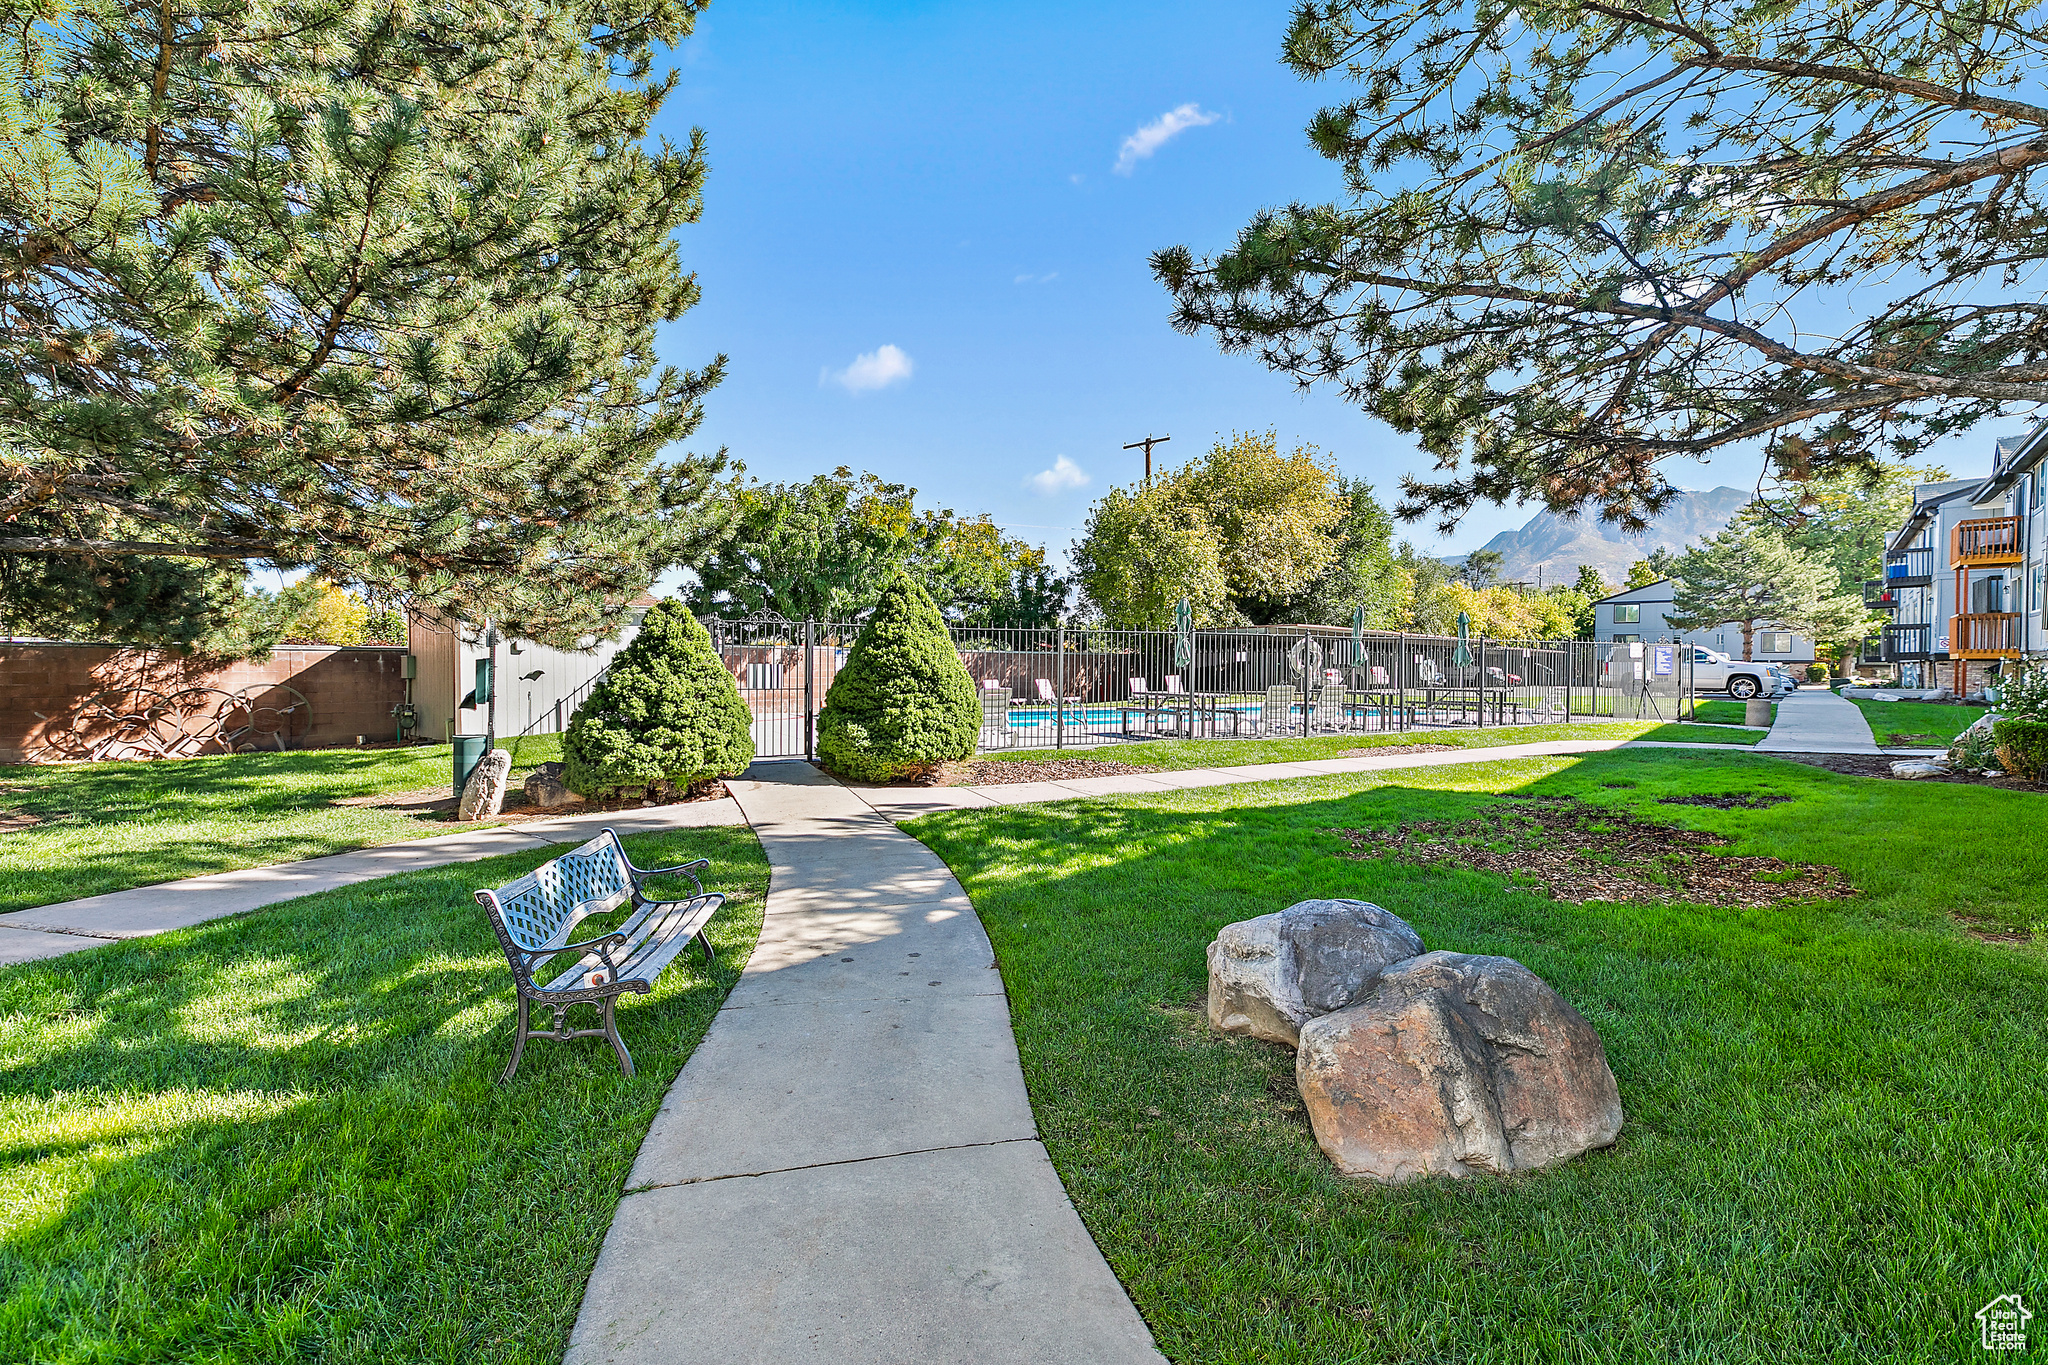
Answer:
458 748 513 821
523 762 580 809
1207 899 1424 1046
1948 711 2003 769
1296 952 1623 1183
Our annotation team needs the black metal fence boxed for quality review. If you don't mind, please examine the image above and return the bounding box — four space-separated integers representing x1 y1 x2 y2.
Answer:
702 619 1697 759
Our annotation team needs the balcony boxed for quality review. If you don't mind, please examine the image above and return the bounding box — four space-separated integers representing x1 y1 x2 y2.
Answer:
1949 612 2022 658
1884 545 1935 586
1862 580 1898 610
1882 622 1932 661
1952 516 2023 567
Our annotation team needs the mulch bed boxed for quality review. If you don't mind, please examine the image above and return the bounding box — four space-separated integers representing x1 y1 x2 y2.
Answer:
1339 744 1464 758
1953 912 2034 946
1656 793 1793 810
943 758 1160 786
1768 752 2044 792
330 780 730 822
1325 794 1854 907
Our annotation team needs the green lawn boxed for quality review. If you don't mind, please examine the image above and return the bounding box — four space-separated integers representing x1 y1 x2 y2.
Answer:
0 824 765 1364
909 750 2047 1363
1690 698 1773 727
0 740 569 915
1844 697 1989 747
976 720 1760 776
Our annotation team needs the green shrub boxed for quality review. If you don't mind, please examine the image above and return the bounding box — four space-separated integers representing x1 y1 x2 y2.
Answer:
562 601 755 796
1992 718 2048 782
817 572 980 782
1805 663 1829 683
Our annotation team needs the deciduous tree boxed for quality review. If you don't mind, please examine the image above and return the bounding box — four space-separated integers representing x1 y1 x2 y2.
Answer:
1155 0 2048 535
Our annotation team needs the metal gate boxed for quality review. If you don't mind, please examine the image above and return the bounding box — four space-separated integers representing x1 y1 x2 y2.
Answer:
702 619 856 759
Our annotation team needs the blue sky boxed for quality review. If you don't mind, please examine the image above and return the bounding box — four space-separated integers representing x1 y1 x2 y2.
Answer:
645 0 1991 575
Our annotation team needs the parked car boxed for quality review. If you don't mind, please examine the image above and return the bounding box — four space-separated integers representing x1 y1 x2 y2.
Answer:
1690 647 1785 700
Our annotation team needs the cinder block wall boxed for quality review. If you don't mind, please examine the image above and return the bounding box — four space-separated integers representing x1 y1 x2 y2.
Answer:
0 644 410 763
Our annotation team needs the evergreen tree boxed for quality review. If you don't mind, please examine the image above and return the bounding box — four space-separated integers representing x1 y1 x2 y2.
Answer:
816 573 979 782
561 601 754 797
1666 530 1871 661
1156 0 2048 534
1 0 725 649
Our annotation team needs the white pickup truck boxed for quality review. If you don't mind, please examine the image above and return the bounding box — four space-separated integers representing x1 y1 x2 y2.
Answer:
1689 647 1789 700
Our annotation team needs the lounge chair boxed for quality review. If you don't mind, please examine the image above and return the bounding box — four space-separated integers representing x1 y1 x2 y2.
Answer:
1262 684 1299 736
1035 678 1079 705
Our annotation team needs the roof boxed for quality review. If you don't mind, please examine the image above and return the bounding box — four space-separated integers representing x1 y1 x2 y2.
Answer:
1886 480 1981 556
1589 579 1670 606
1960 421 2048 507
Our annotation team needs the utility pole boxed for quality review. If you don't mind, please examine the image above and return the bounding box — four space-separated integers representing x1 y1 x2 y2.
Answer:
1123 433 1170 486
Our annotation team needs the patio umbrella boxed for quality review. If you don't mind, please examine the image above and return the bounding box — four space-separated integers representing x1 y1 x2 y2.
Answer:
1351 605 1365 680
1174 597 1193 670
1452 611 1474 668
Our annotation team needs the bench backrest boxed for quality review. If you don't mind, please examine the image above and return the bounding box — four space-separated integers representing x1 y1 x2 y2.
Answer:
1162 675 1184 693
1129 676 1148 695
480 830 635 956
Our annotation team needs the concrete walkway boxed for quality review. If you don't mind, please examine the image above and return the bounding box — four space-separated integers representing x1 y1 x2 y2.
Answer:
852 736 1759 821
566 762 1163 1365
0 799 746 966
1757 686 1881 755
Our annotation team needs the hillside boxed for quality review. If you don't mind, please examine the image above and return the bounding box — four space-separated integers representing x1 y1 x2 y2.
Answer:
1453 487 1750 587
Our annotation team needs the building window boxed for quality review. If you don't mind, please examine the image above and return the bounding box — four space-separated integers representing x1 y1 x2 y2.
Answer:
1757 632 1793 654
1613 604 1641 623
2034 472 2045 509
2033 565 2044 614
1614 633 1640 645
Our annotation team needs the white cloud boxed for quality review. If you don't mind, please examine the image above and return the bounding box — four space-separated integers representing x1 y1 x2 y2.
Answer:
1114 103 1221 175
1028 455 1090 495
822 343 914 393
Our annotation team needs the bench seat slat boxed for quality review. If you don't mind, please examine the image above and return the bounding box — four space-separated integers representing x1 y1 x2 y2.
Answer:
539 894 723 993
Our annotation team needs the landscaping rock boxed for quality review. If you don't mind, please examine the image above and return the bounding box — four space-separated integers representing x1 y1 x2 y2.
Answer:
1889 759 1951 779
1295 952 1623 1183
1207 899 1424 1047
459 748 512 820
523 765 580 809
1948 711 2003 769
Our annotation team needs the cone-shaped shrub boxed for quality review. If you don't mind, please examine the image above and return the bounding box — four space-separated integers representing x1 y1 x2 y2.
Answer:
562 600 755 796
817 572 980 782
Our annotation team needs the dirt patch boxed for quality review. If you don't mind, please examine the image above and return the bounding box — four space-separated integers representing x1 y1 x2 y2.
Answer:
1325 795 1853 907
945 758 1161 786
1339 744 1463 758
0 810 42 833
1952 912 2033 945
1656 793 1793 810
330 780 729 822
334 786 457 813
1883 732 1939 745
1770 752 2044 791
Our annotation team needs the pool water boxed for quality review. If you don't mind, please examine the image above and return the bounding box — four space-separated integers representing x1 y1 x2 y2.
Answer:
1003 703 1383 731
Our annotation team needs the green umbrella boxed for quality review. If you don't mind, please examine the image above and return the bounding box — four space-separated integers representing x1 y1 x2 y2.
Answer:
1452 611 1473 667
1174 598 1193 670
1351 605 1365 680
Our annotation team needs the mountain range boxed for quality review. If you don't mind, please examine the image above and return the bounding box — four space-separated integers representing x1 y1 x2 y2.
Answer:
1450 487 1751 588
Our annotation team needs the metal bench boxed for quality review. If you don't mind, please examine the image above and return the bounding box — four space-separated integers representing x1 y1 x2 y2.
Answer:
475 828 724 1082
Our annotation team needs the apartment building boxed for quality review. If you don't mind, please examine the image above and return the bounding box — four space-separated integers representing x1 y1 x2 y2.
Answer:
1590 578 1817 664
1873 428 2048 692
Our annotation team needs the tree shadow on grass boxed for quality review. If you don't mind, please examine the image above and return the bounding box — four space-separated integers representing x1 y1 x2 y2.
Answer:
906 749 2048 1365
0 828 767 1365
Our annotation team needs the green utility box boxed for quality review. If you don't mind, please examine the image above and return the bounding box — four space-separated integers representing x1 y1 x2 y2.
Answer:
453 734 490 797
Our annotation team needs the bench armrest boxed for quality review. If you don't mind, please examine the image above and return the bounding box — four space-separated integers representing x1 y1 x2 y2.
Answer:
515 931 627 973
625 856 708 896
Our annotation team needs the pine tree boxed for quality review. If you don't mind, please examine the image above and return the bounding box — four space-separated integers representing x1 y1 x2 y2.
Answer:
561 602 755 797
1666 530 1871 661
1 0 725 649
816 573 980 782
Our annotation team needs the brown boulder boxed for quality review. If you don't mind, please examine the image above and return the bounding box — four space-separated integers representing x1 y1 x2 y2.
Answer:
1207 899 1424 1046
1295 952 1622 1182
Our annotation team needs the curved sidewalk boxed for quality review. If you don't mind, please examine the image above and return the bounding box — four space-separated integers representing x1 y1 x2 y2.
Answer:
565 762 1164 1364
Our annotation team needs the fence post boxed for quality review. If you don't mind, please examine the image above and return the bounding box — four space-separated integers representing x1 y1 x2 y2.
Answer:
1054 620 1066 751
804 619 816 762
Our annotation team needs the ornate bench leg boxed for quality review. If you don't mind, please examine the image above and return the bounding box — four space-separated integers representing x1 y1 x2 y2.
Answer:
601 995 635 1078
501 995 532 1084
695 931 717 967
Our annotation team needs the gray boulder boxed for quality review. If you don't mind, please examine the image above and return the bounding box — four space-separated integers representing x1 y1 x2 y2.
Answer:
458 748 513 821
523 762 579 809
1207 899 1424 1046
1296 952 1623 1183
